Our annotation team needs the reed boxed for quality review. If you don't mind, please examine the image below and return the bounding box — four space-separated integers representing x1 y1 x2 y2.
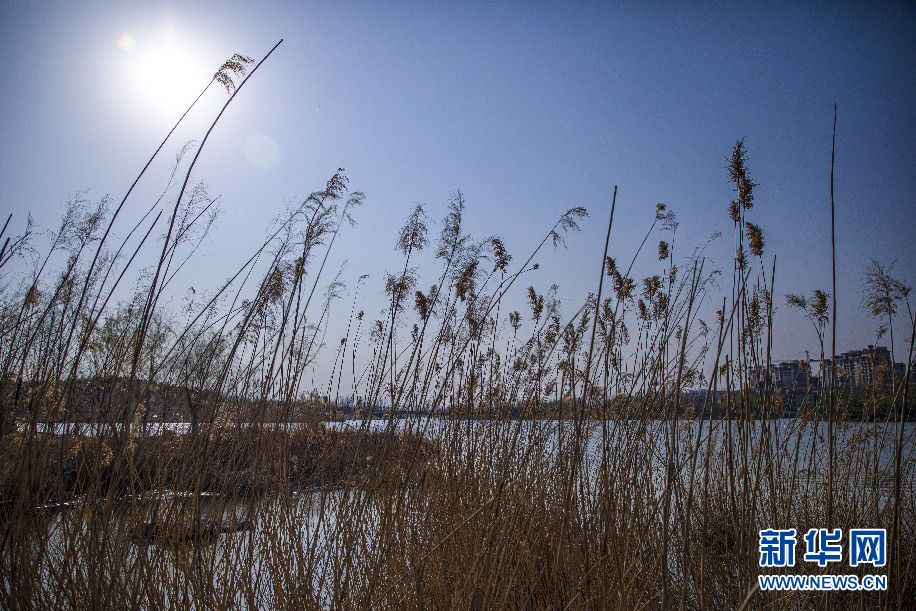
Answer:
0 53 913 609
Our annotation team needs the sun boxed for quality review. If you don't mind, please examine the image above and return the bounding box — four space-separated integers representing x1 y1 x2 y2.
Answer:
118 30 214 124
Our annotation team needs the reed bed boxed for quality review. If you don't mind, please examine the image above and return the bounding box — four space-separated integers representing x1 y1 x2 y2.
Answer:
1 46 913 609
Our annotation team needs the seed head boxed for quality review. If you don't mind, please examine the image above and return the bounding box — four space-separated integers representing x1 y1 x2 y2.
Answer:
746 222 764 257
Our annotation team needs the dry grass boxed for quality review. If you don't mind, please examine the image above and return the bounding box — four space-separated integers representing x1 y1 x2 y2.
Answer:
1 52 914 609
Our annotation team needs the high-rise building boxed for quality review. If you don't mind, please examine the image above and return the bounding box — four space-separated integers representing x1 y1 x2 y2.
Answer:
821 345 905 390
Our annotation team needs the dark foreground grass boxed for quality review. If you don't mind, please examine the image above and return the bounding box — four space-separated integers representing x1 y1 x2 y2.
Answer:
1 415 912 609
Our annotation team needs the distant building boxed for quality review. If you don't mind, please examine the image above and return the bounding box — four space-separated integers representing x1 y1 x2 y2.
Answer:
822 345 913 391
752 360 813 394
773 360 812 394
893 362 916 387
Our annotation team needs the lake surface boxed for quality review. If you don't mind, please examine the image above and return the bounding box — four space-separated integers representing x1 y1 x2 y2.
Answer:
14 416 914 607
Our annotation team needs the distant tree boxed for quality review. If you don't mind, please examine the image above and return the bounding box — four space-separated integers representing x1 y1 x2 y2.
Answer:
862 259 910 387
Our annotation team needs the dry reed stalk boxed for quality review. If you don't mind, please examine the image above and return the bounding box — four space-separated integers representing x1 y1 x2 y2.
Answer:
1 75 913 610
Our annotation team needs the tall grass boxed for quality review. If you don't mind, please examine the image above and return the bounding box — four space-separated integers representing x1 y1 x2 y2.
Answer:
0 51 913 609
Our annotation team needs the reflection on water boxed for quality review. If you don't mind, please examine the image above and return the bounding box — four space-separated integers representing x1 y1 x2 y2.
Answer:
34 488 367 608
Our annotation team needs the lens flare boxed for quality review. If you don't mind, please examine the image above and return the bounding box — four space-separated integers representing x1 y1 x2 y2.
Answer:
116 32 136 52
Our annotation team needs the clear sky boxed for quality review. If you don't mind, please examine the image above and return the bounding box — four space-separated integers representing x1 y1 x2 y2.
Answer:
2 0 914 388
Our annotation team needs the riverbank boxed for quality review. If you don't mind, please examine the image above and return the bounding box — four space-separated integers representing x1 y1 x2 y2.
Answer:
2 415 913 608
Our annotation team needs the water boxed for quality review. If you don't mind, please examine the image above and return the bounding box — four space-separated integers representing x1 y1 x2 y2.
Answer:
25 415 916 503
12 417 915 607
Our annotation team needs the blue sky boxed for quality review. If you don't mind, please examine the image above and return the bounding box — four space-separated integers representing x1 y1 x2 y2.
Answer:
2 0 914 387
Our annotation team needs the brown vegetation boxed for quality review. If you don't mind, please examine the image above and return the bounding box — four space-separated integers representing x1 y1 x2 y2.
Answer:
1 47 913 608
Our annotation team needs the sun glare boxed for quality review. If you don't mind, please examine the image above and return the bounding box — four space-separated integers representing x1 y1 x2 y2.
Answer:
118 30 214 124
